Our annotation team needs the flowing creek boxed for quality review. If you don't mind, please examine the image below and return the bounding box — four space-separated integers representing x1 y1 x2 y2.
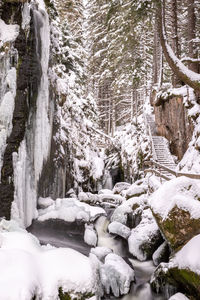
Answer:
29 210 166 299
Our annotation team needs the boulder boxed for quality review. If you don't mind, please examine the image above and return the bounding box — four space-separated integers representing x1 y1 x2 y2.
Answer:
151 234 200 299
112 182 131 195
111 195 147 226
126 183 148 199
150 177 200 251
128 208 163 261
100 253 135 297
152 241 170 266
108 221 131 239
90 246 113 263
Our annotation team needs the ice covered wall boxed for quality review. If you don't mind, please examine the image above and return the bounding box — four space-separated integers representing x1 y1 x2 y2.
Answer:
0 0 105 227
0 0 53 227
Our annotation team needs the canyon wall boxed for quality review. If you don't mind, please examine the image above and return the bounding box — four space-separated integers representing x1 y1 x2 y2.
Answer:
154 95 194 160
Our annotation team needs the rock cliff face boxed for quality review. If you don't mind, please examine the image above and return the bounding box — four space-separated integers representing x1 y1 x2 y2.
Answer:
154 96 193 160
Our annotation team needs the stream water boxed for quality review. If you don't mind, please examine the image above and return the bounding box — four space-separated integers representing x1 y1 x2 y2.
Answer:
29 212 166 300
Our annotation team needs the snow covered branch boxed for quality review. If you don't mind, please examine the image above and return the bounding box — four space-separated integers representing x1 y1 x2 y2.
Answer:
156 0 200 94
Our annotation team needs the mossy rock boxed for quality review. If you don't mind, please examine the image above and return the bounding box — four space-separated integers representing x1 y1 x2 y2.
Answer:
152 205 200 252
151 263 200 299
58 288 94 300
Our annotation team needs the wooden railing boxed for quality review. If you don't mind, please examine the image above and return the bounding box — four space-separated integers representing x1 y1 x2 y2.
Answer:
144 160 200 180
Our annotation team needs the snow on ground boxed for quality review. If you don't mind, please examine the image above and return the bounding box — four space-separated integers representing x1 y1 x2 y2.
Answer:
149 177 200 220
38 197 106 222
0 220 96 299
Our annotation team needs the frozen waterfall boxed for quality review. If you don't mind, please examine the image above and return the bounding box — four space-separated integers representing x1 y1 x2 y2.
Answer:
11 1 53 228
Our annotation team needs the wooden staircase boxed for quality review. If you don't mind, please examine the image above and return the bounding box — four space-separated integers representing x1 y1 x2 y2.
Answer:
145 114 176 179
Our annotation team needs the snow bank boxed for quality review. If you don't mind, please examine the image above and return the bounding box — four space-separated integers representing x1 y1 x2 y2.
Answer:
38 197 106 222
0 228 96 299
149 177 200 220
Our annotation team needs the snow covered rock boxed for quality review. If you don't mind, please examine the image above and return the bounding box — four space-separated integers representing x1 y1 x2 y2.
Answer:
150 177 200 251
108 221 131 239
38 197 54 209
78 192 99 204
37 197 106 223
169 293 190 300
90 246 113 263
126 183 148 199
100 253 135 297
128 209 163 261
84 224 98 247
152 241 170 266
0 229 97 299
98 189 114 195
111 195 147 226
98 193 125 205
113 182 131 195
151 234 200 299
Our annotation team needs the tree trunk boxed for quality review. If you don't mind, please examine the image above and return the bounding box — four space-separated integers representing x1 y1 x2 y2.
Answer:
171 0 181 87
187 0 199 73
156 0 200 93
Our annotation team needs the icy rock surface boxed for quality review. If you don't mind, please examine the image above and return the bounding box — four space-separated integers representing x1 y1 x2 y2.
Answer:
128 208 162 261
108 221 131 239
100 253 135 297
90 246 112 262
169 293 190 300
84 224 97 247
